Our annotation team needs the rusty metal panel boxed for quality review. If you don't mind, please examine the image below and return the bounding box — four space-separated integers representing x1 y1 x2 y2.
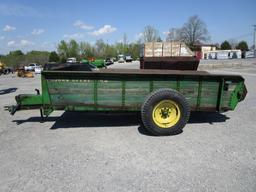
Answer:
140 57 199 70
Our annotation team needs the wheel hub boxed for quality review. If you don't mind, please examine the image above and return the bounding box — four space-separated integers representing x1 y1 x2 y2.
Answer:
152 100 181 128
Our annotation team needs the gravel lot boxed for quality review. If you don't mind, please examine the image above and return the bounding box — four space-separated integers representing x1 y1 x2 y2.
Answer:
0 59 256 192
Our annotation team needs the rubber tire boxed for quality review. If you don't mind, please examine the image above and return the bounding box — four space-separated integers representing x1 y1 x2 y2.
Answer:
141 89 190 136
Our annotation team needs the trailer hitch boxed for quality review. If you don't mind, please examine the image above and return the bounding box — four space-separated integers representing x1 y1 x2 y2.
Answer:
4 105 20 115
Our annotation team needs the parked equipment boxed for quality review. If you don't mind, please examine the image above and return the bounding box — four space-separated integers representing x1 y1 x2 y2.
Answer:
140 42 199 70
17 68 34 78
24 63 40 71
6 68 247 136
0 61 13 75
90 59 106 68
125 55 133 62
67 58 77 63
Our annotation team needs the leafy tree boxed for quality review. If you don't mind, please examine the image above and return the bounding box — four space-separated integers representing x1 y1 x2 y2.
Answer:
26 51 50 65
80 42 96 58
57 39 79 60
221 41 232 50
1 53 25 68
57 40 68 59
9 50 24 56
68 39 79 58
60 57 66 63
115 42 125 55
49 51 60 62
95 39 106 58
56 39 142 60
0 50 50 68
129 43 141 59
142 25 159 42
236 41 249 51
104 44 116 58
179 15 210 47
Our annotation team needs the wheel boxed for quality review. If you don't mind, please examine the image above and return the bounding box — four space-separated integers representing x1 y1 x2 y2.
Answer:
141 89 190 136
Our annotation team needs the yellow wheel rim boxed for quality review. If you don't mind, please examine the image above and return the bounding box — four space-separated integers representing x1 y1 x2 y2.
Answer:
152 100 181 128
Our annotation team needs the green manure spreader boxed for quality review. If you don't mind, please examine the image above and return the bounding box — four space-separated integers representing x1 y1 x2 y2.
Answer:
6 68 247 136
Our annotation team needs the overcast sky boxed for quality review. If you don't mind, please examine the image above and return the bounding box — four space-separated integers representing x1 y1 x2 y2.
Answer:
0 0 255 54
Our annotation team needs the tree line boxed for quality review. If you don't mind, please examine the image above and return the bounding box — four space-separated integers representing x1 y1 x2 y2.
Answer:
220 40 248 51
0 50 50 69
0 40 142 68
57 39 141 62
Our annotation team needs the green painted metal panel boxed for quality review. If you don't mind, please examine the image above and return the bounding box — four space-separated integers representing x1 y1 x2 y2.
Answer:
97 80 122 106
41 73 245 112
47 79 94 106
17 95 42 106
125 81 150 106
180 80 199 107
153 81 177 90
13 70 246 115
199 81 219 108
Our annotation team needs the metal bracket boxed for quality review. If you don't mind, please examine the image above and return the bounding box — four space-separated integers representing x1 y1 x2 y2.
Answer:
35 89 44 122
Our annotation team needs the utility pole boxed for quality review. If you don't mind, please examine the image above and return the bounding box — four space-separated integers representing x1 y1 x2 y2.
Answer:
253 25 256 58
253 25 256 50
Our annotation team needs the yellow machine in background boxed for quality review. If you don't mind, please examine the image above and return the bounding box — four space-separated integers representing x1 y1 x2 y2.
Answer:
0 61 5 69
0 61 14 75
17 68 34 78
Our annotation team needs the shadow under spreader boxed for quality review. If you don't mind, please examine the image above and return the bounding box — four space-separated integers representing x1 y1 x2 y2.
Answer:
12 111 230 136
0 88 17 95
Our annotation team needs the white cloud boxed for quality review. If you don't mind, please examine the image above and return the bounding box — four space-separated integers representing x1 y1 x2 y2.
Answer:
89 25 117 36
31 29 45 35
7 40 34 47
7 41 16 47
20 40 34 46
0 36 5 40
3 25 16 32
63 33 84 40
74 20 94 30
